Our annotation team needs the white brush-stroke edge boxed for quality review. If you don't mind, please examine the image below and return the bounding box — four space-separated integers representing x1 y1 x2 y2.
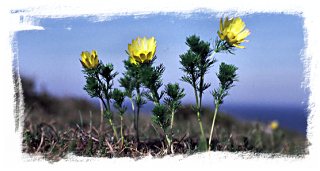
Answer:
1 0 319 170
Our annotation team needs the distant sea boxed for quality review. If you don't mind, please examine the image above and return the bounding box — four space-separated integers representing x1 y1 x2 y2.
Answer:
137 102 309 135
219 103 309 135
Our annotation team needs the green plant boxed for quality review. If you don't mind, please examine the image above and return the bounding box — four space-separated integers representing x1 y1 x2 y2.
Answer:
120 36 156 142
209 62 238 150
208 17 250 151
151 104 171 150
111 88 127 145
164 83 185 139
179 35 215 151
80 50 119 141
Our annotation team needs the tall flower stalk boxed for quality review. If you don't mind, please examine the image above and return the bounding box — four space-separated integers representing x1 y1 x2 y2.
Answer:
111 88 127 145
122 36 185 153
208 63 238 150
80 50 119 141
134 38 172 152
120 36 156 142
151 104 171 151
208 17 250 151
140 61 168 146
164 83 185 144
147 81 185 154
179 35 215 151
120 60 146 143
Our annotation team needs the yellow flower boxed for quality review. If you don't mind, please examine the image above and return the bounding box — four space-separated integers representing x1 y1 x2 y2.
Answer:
128 36 156 65
218 17 250 49
80 50 99 69
269 121 279 130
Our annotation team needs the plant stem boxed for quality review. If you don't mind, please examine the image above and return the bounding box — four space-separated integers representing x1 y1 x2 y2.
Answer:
168 110 176 154
192 80 199 107
89 111 93 134
208 103 219 151
98 95 108 112
120 115 124 145
192 81 206 143
170 110 175 137
210 51 217 59
136 106 140 142
129 98 135 112
105 80 112 120
192 75 205 150
95 73 118 141
136 105 140 142
78 111 83 128
99 100 104 135
129 97 136 140
198 75 206 143
161 124 172 154
98 95 118 140
135 88 141 143
197 110 205 140
95 73 108 107
164 133 173 154
199 74 204 109
108 118 119 141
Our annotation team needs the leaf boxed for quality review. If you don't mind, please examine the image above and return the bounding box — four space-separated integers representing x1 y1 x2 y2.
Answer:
202 82 211 91
152 104 170 130
181 75 193 85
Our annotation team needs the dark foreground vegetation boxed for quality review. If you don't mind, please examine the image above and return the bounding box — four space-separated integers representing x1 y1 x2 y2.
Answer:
20 76 308 161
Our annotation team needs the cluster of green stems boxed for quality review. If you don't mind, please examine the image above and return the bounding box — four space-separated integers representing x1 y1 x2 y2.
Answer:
119 58 185 153
82 37 240 153
180 36 239 151
81 16 249 153
82 63 125 144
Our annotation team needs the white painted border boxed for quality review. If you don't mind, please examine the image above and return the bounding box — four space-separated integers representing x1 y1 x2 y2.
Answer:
1 0 319 170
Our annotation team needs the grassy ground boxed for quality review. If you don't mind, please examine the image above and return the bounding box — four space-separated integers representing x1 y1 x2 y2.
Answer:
20 76 308 161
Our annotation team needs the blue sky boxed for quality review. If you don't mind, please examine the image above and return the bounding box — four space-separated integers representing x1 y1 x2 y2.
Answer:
16 13 308 107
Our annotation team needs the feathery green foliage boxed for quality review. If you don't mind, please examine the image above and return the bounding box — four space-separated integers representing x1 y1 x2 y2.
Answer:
152 104 170 130
112 88 127 115
179 35 216 151
141 61 165 104
82 60 119 140
111 88 127 145
164 83 185 114
212 62 238 105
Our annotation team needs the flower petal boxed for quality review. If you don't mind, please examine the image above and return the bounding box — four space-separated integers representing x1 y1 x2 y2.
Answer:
217 17 250 49
127 36 157 64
